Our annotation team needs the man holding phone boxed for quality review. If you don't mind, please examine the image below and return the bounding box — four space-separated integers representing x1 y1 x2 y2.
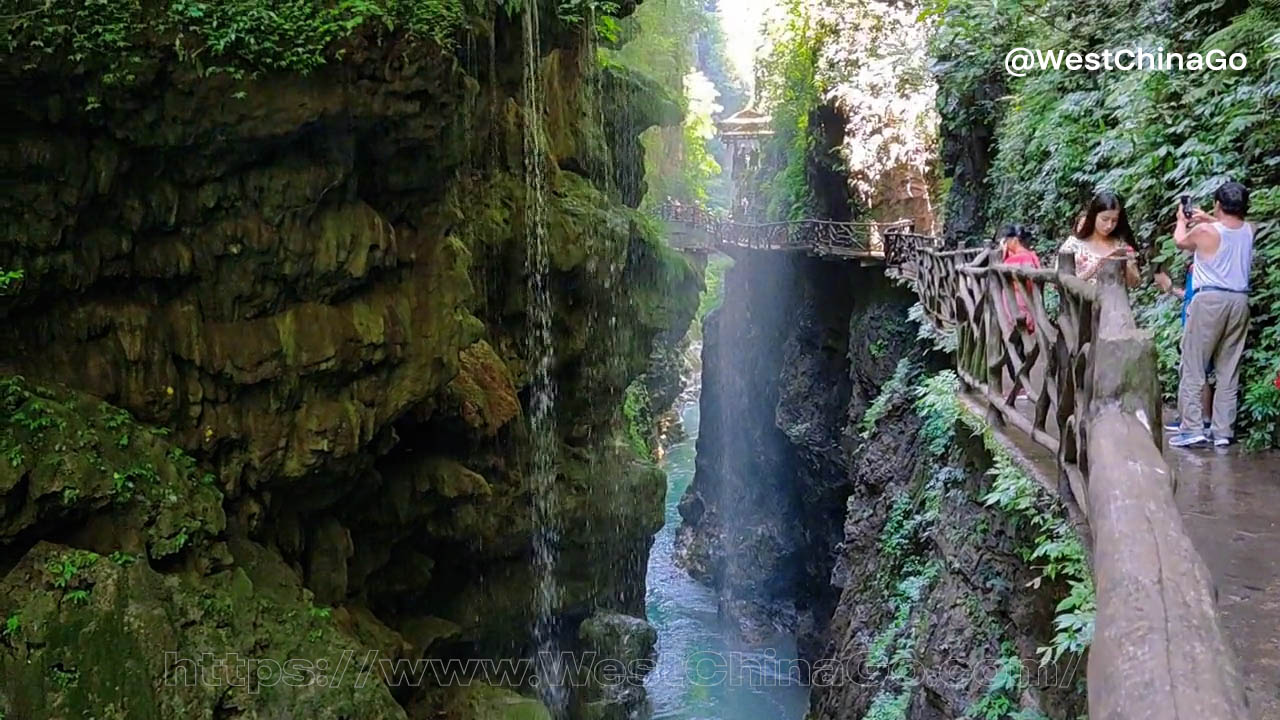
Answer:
1169 181 1255 448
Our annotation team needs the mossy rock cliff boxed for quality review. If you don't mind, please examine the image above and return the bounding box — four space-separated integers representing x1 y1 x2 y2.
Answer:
0 1 699 717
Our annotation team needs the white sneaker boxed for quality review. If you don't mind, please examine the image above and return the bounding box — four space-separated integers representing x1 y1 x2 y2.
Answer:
1170 432 1210 448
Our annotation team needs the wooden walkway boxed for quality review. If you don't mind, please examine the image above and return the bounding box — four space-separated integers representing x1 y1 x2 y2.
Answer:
657 203 938 262
1165 435 1280 717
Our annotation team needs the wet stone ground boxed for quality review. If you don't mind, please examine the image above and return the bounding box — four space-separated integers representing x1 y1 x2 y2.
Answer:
1165 442 1280 718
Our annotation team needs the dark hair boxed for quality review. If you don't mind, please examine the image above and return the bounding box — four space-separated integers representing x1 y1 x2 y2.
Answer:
1075 191 1134 242
995 223 1035 251
1214 181 1249 217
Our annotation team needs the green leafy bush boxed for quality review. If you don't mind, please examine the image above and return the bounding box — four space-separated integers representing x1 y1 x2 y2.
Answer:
930 0 1280 446
972 424 1094 667
4 0 624 97
756 0 824 220
622 379 653 458
860 359 918 438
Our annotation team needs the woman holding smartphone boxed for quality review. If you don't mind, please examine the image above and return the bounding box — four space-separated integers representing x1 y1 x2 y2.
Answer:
1058 191 1141 288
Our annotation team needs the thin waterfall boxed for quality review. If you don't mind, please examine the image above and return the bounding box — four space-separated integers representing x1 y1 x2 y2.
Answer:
522 0 568 716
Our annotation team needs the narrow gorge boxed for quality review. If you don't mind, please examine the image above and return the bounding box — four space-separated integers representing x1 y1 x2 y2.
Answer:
673 243 1089 720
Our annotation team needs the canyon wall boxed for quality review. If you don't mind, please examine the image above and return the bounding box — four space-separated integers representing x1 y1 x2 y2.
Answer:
0 5 699 718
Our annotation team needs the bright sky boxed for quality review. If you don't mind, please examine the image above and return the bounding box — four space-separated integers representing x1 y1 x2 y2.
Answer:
718 0 775 99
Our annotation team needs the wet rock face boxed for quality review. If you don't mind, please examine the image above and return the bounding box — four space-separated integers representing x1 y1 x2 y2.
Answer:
936 75 1007 246
674 251 804 635
675 254 918 645
0 539 407 720
809 429 1086 720
0 4 700 718
575 612 658 720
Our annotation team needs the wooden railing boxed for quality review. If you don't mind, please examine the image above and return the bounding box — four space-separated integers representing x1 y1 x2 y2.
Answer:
883 230 943 268
656 203 917 258
894 247 1249 720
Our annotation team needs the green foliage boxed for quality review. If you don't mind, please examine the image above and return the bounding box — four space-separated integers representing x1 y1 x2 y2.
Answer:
931 0 1280 445
1 375 222 561
100 406 131 431
912 370 1095 670
555 0 620 39
3 0 491 102
697 254 734 320
908 301 958 352
45 550 101 590
622 380 654 458
612 0 735 213
966 642 1023 719
3 614 19 638
50 665 80 689
757 0 824 220
108 551 138 567
970 421 1095 667
6 393 67 434
1133 291 1185 403
861 359 917 438
871 369 1088 716
864 688 913 720
112 463 160 502
0 269 23 294
867 483 944 713
913 370 962 456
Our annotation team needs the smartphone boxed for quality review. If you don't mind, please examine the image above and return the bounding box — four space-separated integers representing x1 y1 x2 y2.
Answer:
1180 195 1193 220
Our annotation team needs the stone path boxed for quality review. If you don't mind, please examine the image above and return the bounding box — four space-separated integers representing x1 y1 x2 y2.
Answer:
1165 439 1280 717
996 391 1280 716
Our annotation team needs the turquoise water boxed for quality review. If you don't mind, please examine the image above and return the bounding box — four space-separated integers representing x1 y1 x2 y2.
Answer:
644 400 810 720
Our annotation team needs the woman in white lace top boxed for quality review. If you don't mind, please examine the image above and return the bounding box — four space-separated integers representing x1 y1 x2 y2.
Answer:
1058 191 1141 288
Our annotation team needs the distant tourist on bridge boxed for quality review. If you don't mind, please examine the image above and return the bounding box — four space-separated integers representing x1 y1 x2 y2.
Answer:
996 224 1041 333
1058 191 1141 288
1169 181 1255 448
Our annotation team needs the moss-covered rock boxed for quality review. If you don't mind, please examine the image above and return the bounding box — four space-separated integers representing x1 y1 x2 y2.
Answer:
0 2 702 718
446 340 521 436
0 541 406 720
413 684 551 720
0 376 224 561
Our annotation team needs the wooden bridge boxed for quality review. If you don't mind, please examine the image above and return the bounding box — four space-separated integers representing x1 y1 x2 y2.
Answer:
656 202 939 263
890 245 1250 719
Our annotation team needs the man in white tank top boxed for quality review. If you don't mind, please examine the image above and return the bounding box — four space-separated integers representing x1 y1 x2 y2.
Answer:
1169 181 1254 448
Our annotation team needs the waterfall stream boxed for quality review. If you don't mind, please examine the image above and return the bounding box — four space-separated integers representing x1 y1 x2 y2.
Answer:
522 1 568 716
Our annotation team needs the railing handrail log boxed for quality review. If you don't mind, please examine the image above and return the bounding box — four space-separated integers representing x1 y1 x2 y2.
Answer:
1084 261 1247 720
961 262 1101 303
